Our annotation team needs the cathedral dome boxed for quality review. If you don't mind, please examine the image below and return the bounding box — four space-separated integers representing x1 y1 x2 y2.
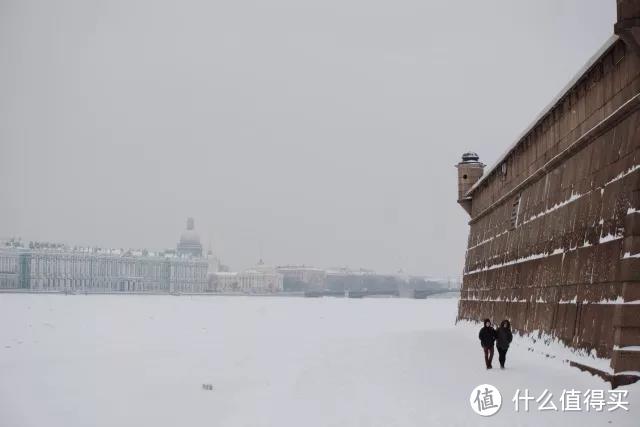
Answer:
179 229 201 246
177 217 203 257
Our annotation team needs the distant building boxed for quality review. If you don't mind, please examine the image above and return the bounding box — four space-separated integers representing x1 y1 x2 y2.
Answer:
0 245 208 293
177 217 203 258
0 248 20 289
238 261 283 293
208 261 284 293
209 271 239 292
276 266 326 291
325 268 391 292
206 250 220 273
323 267 449 295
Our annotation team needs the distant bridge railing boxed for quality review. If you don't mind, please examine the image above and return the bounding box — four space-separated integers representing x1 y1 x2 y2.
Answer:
304 289 457 299
412 289 457 299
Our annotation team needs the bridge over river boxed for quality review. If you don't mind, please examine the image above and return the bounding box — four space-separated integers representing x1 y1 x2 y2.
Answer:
304 289 457 299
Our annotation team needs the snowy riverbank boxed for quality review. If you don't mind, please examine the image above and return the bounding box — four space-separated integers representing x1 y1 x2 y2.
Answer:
0 294 636 426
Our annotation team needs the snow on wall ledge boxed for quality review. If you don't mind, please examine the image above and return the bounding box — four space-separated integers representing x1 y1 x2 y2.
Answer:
457 36 640 375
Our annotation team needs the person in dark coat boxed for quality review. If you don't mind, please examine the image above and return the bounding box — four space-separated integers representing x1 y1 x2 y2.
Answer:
478 318 497 369
496 319 513 369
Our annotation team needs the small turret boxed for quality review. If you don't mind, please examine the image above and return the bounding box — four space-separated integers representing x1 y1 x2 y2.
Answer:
455 152 484 215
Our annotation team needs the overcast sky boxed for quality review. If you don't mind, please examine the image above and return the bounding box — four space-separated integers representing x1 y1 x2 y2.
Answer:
0 0 616 277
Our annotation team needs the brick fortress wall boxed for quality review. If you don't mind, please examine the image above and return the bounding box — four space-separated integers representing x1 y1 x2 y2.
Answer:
457 16 640 375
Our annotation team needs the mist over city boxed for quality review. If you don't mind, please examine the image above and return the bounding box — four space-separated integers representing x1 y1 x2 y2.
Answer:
1 1 639 426
0 0 614 278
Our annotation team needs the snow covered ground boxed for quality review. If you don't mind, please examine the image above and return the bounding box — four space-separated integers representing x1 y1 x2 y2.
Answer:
0 294 636 427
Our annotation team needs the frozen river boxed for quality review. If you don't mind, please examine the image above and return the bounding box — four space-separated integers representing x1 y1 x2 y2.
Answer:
0 294 636 426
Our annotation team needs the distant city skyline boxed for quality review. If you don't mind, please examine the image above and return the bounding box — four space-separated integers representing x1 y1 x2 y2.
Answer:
1 232 456 280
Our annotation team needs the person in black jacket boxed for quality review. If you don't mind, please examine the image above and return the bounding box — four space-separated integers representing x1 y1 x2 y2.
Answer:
478 318 497 369
496 319 513 369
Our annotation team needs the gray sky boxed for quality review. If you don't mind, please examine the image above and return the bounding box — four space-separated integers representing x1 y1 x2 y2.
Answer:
0 0 615 277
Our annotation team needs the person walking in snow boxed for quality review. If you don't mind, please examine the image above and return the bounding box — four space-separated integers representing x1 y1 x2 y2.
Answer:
496 319 513 369
478 318 497 369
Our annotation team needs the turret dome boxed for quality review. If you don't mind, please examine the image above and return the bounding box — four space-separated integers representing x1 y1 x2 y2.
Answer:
461 152 480 163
